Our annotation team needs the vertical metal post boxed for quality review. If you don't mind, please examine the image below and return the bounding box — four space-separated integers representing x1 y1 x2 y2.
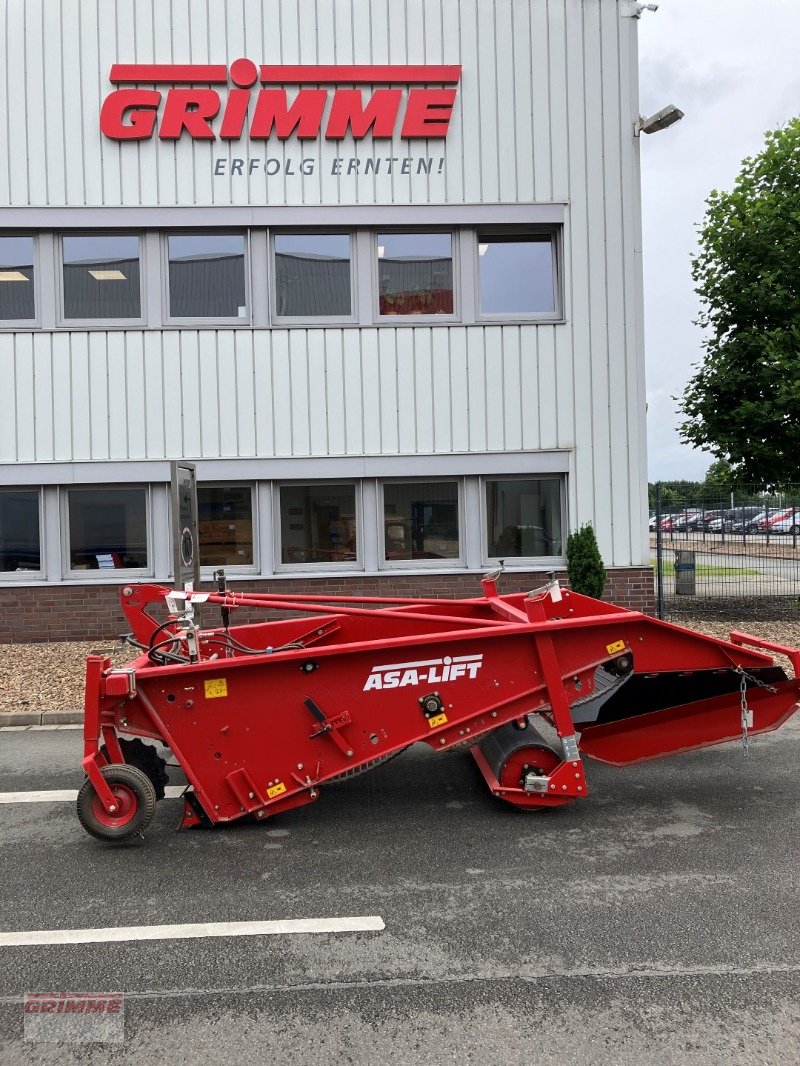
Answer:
655 482 664 619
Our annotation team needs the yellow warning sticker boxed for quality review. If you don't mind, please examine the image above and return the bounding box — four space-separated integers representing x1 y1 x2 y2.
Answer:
267 782 287 799
428 712 448 729
606 640 625 655
204 678 228 699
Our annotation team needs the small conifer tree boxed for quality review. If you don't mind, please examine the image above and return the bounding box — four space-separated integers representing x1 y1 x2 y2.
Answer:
566 523 606 599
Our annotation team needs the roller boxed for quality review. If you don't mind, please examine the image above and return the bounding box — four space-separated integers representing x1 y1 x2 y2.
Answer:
472 719 571 810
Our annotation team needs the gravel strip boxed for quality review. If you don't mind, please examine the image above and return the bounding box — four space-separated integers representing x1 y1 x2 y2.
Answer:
2 615 800 713
0 640 135 712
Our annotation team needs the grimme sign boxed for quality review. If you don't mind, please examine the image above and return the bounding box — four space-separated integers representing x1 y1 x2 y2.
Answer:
100 60 461 141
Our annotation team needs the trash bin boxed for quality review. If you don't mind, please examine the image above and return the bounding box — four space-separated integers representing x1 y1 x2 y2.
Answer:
675 550 696 596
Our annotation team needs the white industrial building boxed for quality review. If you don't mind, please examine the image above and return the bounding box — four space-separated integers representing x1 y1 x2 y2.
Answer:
0 0 653 640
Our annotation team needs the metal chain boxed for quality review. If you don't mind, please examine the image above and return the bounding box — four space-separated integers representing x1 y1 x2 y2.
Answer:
732 667 777 756
738 672 750 756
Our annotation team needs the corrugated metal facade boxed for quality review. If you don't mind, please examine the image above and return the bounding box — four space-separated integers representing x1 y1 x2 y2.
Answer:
0 0 648 570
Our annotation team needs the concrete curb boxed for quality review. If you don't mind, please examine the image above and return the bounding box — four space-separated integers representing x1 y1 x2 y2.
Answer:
0 709 83 727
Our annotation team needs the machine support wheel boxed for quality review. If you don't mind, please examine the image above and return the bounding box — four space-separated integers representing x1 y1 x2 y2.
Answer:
77 764 157 842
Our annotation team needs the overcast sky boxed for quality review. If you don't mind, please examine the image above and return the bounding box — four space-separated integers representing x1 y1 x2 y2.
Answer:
638 0 800 481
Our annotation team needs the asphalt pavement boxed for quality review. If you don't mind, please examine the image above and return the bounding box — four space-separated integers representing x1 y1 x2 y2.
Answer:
0 722 798 1064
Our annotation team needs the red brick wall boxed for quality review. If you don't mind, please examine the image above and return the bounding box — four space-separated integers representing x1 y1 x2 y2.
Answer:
0 566 655 643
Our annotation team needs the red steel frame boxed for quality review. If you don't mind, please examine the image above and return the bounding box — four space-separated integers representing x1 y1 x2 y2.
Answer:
82 578 800 825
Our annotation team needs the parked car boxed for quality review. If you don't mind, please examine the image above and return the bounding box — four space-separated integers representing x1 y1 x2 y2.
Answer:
672 509 703 532
692 510 719 531
704 511 729 533
729 506 766 534
764 510 800 536
707 509 736 533
758 508 794 533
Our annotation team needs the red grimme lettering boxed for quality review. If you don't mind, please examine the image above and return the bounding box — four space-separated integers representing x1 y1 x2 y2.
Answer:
250 89 328 139
324 89 402 139
100 84 458 141
158 89 221 140
99 89 162 139
400 88 457 138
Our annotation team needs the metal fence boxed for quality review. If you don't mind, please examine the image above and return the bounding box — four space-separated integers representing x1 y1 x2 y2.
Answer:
651 486 800 620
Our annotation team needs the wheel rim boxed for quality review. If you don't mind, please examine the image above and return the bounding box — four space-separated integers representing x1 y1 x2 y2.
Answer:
91 783 138 828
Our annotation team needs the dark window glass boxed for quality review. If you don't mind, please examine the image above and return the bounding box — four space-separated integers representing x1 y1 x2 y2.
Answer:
378 232 453 316
478 235 555 315
198 485 254 566
274 234 351 317
0 490 40 572
168 234 247 318
68 487 148 570
279 484 357 565
62 235 141 319
0 236 35 320
486 479 562 558
383 482 459 561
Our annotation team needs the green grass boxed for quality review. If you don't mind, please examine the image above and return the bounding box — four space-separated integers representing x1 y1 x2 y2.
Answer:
655 562 760 577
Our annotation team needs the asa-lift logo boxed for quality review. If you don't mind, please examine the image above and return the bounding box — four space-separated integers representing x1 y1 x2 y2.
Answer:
363 653 483 692
100 59 461 141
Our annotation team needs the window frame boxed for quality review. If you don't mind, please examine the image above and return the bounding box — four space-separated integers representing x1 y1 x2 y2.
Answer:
0 486 45 580
480 474 566 566
61 483 153 580
378 477 464 570
162 230 252 327
474 225 563 324
0 233 40 330
270 228 358 326
197 481 258 575
56 231 147 329
372 228 460 325
273 480 363 573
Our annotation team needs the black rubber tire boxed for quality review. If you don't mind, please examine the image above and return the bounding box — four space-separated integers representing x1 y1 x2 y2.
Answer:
77 764 157 843
100 737 169 800
791 525 800 536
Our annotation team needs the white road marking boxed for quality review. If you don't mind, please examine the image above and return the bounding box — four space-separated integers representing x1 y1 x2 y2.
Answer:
0 916 385 948
0 789 79 804
0 786 187 804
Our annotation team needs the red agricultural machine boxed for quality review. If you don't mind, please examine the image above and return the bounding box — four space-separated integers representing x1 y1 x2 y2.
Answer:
78 572 800 842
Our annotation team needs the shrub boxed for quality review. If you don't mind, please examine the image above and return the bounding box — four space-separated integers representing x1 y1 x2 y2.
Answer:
566 523 606 599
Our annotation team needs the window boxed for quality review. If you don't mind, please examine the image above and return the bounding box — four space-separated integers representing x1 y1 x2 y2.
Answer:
62 234 141 320
0 490 41 573
485 479 563 559
1 223 565 331
66 487 148 572
198 485 254 567
382 482 460 564
377 232 454 316
274 233 352 318
478 234 556 316
278 484 358 567
0 236 35 321
167 233 247 319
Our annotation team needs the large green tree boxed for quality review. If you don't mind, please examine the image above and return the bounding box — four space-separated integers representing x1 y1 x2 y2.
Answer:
678 118 800 486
